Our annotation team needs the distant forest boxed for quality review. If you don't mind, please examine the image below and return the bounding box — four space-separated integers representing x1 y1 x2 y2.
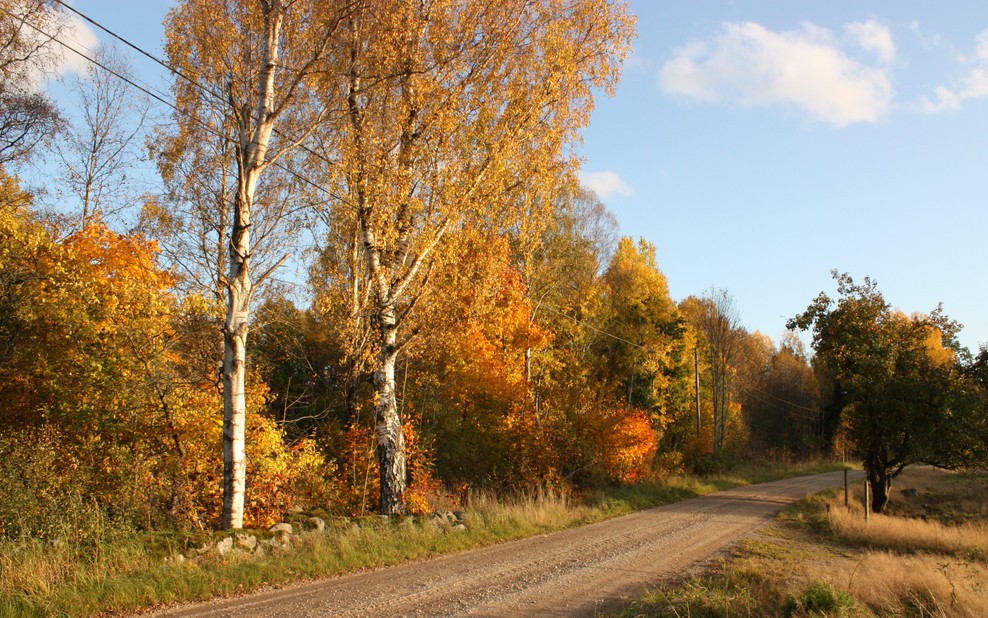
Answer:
2 0 985 538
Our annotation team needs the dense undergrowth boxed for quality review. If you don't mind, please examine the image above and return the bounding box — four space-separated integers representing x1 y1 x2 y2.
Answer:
616 467 988 618
0 460 842 617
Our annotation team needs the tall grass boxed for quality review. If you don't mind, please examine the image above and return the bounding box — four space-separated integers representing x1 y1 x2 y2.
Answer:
615 468 988 618
0 486 597 616
0 460 845 617
829 507 988 561
842 551 988 618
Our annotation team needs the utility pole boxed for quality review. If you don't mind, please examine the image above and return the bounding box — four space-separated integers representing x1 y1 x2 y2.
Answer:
694 347 701 435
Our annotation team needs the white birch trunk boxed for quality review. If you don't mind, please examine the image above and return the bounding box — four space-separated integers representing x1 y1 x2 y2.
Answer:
219 2 283 530
221 269 250 529
374 305 407 516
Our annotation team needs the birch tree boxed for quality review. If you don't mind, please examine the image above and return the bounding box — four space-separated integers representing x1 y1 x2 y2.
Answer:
163 0 352 529
681 288 744 453
317 0 634 515
57 45 148 230
0 0 62 168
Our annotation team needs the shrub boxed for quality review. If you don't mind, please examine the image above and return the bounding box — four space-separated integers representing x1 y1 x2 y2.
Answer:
784 581 854 617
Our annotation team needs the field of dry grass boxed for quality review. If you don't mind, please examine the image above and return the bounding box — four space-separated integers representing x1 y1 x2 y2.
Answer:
619 467 988 617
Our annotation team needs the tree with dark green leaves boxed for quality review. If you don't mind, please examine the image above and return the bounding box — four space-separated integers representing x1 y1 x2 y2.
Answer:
789 271 986 513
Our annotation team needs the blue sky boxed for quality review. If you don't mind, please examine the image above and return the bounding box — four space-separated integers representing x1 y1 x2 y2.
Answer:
50 1 987 352
580 1 988 352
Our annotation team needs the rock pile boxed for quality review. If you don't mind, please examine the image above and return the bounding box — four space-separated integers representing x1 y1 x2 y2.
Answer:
168 509 470 564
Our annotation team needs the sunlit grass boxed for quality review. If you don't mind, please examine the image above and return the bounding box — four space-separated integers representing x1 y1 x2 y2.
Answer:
615 468 988 618
0 459 846 617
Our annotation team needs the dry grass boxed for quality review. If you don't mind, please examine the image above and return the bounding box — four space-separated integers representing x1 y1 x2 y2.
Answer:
829 506 988 561
843 551 988 617
0 485 610 617
617 467 988 618
0 462 847 617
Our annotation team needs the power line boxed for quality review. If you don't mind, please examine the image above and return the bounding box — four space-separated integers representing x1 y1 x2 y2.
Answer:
745 390 819 421
10 5 829 422
536 301 649 351
1 3 344 206
53 0 342 176
53 0 223 102
1 4 173 107
746 384 821 415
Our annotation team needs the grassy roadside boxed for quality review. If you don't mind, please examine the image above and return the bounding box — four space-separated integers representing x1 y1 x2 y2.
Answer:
614 467 988 618
0 460 844 617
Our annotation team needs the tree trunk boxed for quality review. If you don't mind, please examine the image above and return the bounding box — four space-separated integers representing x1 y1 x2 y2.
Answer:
867 466 892 514
374 305 406 516
221 271 250 529
217 0 284 531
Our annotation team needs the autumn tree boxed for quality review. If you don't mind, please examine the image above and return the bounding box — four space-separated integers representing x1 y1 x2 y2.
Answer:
315 0 634 514
162 0 353 529
56 45 149 230
600 237 686 413
790 272 985 512
0 0 62 168
680 288 745 453
740 332 823 459
0 174 184 526
509 187 617 424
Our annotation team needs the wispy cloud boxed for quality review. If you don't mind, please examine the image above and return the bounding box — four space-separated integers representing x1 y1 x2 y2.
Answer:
580 171 633 199
921 29 988 113
659 21 894 127
846 20 896 65
15 4 99 90
54 10 100 77
909 20 942 50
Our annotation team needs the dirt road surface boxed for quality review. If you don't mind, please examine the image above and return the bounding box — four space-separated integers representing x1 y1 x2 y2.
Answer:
150 471 859 617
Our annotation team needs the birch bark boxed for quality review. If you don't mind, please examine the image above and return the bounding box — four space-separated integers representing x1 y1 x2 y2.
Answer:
220 2 282 530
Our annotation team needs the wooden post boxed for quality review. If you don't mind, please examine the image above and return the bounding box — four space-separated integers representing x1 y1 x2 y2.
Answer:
864 480 871 524
844 469 849 508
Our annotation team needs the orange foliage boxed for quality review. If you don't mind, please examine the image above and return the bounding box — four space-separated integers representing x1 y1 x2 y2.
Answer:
0 213 331 529
600 407 659 483
336 421 379 516
332 412 448 516
402 416 447 515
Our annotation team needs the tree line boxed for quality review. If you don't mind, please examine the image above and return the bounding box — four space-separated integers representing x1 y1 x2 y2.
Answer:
1 0 985 536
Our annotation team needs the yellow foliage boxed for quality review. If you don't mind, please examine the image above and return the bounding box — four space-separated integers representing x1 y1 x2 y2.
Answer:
167 380 332 529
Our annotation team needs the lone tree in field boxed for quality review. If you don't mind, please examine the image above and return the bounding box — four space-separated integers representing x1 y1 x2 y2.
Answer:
790 271 984 513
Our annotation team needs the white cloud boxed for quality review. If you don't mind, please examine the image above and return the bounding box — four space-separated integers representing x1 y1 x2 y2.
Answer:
921 28 988 113
976 30 988 63
13 3 99 90
659 21 894 127
846 20 896 65
909 21 942 49
580 171 634 199
53 10 100 78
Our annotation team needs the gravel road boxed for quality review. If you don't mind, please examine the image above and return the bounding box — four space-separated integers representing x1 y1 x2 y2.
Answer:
150 470 859 618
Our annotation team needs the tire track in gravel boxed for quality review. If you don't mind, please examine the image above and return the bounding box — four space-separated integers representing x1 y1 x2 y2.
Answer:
148 470 860 618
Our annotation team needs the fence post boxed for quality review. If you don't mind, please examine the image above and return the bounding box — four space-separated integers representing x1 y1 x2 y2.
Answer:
844 469 849 508
864 480 871 524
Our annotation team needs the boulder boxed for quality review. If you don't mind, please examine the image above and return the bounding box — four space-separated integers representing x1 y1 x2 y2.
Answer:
216 536 234 557
269 522 294 535
235 532 258 551
307 516 326 532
